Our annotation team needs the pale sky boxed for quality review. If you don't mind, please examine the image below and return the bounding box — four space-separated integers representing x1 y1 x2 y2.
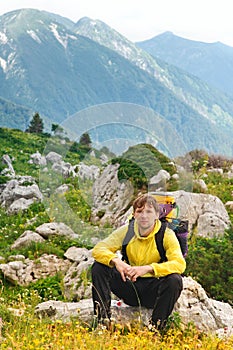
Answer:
1 0 233 47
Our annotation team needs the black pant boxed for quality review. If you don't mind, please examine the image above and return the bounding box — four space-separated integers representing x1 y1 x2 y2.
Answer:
91 261 183 328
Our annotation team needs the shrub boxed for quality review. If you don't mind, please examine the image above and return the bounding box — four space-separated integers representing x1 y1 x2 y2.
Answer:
186 229 233 305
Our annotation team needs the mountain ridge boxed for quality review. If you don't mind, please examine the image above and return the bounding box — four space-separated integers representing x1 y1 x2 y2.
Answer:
136 31 233 97
1 9 233 156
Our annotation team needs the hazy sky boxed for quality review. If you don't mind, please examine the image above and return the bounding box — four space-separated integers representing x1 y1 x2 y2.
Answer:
1 0 233 46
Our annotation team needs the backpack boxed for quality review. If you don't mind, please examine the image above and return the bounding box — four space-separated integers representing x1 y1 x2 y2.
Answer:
121 193 188 263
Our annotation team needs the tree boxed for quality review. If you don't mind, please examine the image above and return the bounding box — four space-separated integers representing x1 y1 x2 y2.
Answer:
79 133 92 148
51 124 66 138
51 123 59 133
26 113 44 134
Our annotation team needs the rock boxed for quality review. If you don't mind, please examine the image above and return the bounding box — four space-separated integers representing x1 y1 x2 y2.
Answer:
149 170 171 190
63 247 94 301
169 190 230 237
207 168 223 175
193 179 208 192
63 260 93 301
11 230 45 250
45 152 62 164
8 255 26 262
1 155 15 177
52 161 75 178
64 247 91 263
0 254 71 286
173 276 233 332
12 184 42 200
77 163 100 181
91 163 134 225
225 201 233 211
35 299 93 321
8 198 38 214
0 180 43 213
54 184 70 194
28 152 47 166
35 222 79 239
34 277 233 336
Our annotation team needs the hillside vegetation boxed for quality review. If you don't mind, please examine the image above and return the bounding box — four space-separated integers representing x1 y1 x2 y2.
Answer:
0 127 233 347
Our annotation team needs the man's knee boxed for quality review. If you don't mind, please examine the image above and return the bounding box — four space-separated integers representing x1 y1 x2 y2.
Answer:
165 273 183 292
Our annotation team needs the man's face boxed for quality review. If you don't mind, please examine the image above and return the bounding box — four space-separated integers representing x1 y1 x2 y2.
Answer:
134 203 159 236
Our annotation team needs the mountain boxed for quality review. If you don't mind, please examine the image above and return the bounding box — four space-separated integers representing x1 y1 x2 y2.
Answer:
0 10 190 123
136 31 233 97
0 96 33 130
1 10 233 156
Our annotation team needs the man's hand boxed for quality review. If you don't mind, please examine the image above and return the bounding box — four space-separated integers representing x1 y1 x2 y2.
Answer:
125 265 154 282
111 258 154 282
111 258 131 282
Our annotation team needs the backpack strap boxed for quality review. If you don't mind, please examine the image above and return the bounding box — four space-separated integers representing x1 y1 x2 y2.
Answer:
121 218 135 264
155 220 167 263
122 218 168 264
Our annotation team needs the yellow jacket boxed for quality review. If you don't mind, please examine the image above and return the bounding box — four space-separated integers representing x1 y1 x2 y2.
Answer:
92 220 186 278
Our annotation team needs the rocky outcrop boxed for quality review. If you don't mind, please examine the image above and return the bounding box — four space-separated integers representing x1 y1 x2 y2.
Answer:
91 163 134 225
174 276 233 333
112 190 230 237
90 163 230 236
0 254 71 286
1 155 15 177
0 178 43 214
77 162 100 181
169 190 231 237
34 276 233 336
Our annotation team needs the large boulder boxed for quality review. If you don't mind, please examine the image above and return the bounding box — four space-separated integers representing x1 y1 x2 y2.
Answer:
169 190 231 237
11 230 45 250
35 222 79 240
91 163 134 225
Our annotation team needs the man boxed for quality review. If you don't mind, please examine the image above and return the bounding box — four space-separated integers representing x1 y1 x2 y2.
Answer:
91 193 186 329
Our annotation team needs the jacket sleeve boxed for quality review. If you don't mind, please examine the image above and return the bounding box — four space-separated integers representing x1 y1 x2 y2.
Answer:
151 227 186 277
92 225 128 266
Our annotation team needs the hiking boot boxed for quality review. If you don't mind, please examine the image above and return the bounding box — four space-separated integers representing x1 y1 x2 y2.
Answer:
148 318 166 334
91 316 116 331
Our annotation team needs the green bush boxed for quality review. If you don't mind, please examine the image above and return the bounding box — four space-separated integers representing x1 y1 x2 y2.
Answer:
186 229 233 305
26 274 64 301
111 143 177 191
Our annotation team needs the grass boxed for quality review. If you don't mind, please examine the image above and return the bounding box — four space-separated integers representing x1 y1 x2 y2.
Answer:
0 287 232 349
0 281 232 349
0 316 232 349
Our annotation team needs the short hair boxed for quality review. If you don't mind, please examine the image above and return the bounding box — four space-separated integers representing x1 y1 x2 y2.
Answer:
133 194 159 213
